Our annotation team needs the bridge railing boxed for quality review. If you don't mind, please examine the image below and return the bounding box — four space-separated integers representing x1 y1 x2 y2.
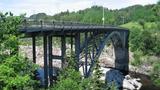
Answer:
21 19 106 29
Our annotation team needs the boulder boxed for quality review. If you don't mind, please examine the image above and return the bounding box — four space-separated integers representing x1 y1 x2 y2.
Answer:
104 68 142 90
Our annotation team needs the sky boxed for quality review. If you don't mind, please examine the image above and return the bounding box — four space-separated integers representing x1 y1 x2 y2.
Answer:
0 0 158 17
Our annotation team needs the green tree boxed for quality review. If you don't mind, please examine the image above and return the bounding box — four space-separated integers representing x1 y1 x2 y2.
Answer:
52 54 93 90
138 19 145 29
0 12 38 90
152 2 160 21
91 60 103 90
0 55 38 90
150 60 160 86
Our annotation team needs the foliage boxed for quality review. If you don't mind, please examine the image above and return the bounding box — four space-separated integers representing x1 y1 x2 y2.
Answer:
29 3 160 25
150 60 160 86
52 69 83 90
123 23 160 55
51 53 113 90
0 12 38 90
138 19 145 29
130 50 143 66
103 82 117 90
0 12 21 58
29 13 47 21
52 68 95 90
91 59 103 90
0 55 38 90
152 2 160 21
51 54 93 90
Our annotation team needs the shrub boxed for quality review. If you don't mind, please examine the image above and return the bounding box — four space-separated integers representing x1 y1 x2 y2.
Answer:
0 55 38 90
52 69 83 90
131 51 143 66
129 27 160 55
0 12 38 90
150 60 160 86
51 54 107 90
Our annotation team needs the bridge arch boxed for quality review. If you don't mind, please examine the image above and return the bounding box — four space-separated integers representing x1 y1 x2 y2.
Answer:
97 31 127 70
80 31 129 77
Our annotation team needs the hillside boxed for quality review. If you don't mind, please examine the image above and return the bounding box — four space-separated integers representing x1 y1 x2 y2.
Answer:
28 4 159 25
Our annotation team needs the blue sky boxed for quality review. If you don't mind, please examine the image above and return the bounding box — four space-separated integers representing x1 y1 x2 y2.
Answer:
0 0 158 16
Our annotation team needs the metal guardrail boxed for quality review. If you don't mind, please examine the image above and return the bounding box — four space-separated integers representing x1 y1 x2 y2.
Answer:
21 19 106 29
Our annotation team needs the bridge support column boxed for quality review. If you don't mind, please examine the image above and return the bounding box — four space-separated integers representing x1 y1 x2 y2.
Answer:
85 32 88 77
43 35 48 87
61 35 66 68
48 36 53 85
114 31 129 75
75 33 80 71
71 34 73 53
123 32 129 74
32 35 36 63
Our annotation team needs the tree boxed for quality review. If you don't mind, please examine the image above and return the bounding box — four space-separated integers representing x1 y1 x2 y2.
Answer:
152 3 160 21
0 12 38 90
52 54 92 90
157 0 160 5
138 19 145 29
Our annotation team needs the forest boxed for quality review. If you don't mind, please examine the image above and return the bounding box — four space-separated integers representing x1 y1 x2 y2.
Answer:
0 1 160 90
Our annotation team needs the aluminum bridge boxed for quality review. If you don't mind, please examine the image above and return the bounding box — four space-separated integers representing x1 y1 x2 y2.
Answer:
20 20 129 87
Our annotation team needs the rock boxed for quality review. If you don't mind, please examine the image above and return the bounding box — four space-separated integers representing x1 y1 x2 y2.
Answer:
105 69 124 89
123 78 142 90
104 68 142 90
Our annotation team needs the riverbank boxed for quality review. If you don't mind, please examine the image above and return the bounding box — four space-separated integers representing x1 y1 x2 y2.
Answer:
129 71 160 90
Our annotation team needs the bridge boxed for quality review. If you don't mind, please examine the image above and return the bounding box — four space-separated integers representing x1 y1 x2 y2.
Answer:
20 20 129 87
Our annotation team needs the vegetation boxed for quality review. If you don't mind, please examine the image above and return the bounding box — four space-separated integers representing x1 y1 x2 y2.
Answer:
0 12 38 90
29 3 159 25
122 22 160 55
52 54 107 90
151 61 160 86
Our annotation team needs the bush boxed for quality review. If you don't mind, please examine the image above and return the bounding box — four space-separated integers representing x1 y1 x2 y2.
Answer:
129 27 160 55
131 51 143 66
51 54 108 90
150 61 160 86
52 69 85 90
51 54 93 90
0 12 38 90
0 55 38 90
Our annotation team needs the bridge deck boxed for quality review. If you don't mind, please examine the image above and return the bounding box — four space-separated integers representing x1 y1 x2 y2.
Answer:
20 21 129 34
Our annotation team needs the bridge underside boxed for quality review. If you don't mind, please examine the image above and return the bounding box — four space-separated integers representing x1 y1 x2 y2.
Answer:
20 21 129 87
